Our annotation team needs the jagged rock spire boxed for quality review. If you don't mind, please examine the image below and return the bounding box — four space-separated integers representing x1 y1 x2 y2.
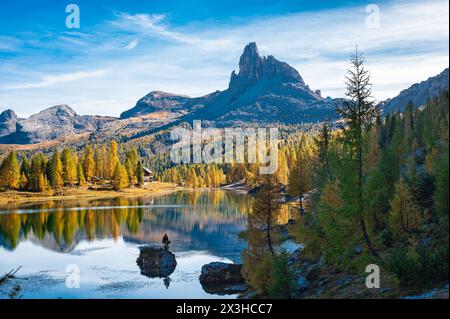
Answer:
228 42 305 94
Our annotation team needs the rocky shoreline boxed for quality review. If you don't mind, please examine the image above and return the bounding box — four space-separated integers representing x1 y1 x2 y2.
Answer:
199 219 449 299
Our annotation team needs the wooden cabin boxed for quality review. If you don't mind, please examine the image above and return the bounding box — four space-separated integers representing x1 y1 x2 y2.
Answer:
143 167 154 182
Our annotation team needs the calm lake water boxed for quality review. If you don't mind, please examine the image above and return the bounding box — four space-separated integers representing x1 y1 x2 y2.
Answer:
0 190 259 299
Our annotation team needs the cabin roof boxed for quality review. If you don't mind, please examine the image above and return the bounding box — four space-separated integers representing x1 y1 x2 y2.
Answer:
143 167 153 174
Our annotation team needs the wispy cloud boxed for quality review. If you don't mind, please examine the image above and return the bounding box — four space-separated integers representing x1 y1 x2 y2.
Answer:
3 69 107 90
0 36 21 52
112 13 231 48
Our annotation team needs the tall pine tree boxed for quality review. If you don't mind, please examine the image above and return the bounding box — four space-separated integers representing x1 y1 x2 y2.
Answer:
335 48 380 256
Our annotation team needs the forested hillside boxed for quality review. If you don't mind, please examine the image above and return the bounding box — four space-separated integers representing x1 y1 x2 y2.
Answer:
237 52 449 297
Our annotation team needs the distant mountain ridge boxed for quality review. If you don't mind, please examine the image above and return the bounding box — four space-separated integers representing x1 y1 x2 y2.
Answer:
0 42 448 145
0 105 115 144
381 68 449 114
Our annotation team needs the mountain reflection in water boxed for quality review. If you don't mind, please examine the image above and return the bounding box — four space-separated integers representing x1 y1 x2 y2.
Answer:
0 191 252 259
0 190 295 298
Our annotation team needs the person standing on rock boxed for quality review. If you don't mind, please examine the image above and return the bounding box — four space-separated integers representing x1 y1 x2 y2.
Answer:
162 233 171 250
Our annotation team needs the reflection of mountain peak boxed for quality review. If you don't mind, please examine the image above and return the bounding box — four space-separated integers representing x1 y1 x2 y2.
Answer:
0 232 14 251
29 232 80 253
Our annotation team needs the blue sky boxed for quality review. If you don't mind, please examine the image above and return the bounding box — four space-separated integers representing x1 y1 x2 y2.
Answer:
0 0 448 117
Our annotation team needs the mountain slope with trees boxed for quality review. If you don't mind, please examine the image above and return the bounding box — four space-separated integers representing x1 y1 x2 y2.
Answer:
234 50 449 298
381 68 449 114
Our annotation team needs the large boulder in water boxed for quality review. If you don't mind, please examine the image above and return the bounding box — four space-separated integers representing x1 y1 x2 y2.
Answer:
200 262 244 284
136 246 177 278
199 262 248 295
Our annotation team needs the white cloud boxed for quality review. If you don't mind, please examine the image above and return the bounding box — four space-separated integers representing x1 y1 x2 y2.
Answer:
112 13 232 49
3 69 108 90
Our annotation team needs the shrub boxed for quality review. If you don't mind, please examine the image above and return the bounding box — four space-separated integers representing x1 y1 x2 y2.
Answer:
380 227 394 247
242 250 273 295
386 242 449 287
268 251 296 298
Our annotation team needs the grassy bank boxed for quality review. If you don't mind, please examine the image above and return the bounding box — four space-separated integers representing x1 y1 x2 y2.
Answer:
0 182 182 205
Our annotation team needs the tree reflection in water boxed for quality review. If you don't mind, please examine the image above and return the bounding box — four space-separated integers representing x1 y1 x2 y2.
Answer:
0 191 256 258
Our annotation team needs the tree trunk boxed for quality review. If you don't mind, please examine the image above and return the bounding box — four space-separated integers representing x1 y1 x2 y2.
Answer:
400 200 406 232
299 192 304 216
358 120 378 257
267 180 275 256
267 211 274 256
299 162 305 216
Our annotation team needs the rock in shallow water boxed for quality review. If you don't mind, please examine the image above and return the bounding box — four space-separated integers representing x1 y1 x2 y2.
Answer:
199 262 248 295
136 246 177 278
199 262 244 284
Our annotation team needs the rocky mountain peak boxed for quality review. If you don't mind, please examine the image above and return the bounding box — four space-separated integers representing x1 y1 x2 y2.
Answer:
229 42 305 94
242 42 259 58
0 109 17 122
36 104 78 118
120 42 330 123
0 109 18 137
0 103 114 144
120 91 191 119
238 42 263 79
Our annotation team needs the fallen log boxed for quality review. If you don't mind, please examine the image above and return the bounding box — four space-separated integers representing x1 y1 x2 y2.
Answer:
0 266 22 285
